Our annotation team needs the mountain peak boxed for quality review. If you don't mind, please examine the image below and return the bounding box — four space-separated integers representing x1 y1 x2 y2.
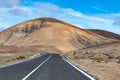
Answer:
30 17 64 23
0 17 117 52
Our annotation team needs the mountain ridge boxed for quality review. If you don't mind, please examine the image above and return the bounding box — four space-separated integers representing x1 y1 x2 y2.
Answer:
0 17 118 53
89 29 120 40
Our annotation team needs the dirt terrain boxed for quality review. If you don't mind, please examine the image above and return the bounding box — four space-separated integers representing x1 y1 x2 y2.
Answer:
68 58 120 80
65 41 120 80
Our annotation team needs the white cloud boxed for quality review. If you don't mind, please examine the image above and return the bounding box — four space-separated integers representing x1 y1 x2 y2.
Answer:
7 0 20 6
0 1 120 34
113 20 120 26
62 8 113 24
0 27 4 31
8 8 28 16
93 13 120 20
60 9 120 34
93 6 109 13
0 0 20 7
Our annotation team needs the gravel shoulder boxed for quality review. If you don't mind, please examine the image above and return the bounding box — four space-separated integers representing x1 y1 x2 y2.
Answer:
68 57 120 80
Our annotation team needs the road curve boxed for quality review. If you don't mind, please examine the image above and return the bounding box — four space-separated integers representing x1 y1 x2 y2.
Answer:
0 54 95 80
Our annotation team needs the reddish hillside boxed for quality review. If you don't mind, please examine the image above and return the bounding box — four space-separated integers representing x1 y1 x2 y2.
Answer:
89 29 120 40
0 18 116 53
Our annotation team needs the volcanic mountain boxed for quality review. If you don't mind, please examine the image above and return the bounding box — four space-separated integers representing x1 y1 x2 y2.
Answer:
0 18 118 53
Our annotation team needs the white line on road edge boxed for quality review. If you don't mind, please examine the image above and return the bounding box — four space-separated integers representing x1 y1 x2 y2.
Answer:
29 54 41 59
22 55 52 80
63 58 96 80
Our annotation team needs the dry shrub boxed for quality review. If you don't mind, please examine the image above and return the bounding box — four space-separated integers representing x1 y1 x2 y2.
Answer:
93 57 105 63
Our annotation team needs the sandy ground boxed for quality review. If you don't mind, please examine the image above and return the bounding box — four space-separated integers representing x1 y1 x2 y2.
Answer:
0 53 35 66
69 58 120 80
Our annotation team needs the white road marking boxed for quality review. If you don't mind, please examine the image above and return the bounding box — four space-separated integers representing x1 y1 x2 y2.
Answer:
22 55 52 80
29 54 40 59
63 58 96 80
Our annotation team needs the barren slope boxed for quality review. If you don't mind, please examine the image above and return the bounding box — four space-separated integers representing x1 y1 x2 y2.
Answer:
0 18 115 52
66 41 120 80
71 41 120 63
89 29 120 40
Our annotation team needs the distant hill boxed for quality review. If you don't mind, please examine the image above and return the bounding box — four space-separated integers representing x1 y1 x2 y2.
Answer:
0 18 116 53
89 29 120 40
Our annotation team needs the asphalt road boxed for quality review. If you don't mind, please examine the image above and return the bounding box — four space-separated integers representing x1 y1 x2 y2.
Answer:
0 54 95 80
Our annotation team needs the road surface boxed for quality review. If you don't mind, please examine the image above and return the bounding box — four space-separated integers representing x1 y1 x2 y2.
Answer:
0 54 95 80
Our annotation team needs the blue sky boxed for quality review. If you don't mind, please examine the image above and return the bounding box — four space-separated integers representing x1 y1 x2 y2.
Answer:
0 0 120 34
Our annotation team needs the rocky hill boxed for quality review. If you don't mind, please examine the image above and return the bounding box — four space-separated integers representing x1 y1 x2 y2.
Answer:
0 18 117 53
